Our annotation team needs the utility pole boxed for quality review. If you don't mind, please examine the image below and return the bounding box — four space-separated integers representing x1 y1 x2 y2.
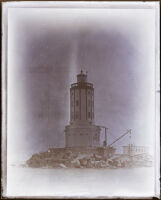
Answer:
104 127 108 147
128 129 132 164
100 126 108 147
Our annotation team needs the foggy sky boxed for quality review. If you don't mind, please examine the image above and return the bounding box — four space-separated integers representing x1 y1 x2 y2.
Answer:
7 6 156 161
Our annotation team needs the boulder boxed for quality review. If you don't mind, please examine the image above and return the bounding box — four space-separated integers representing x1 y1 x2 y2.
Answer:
94 154 102 161
59 163 67 168
71 159 81 168
80 158 88 167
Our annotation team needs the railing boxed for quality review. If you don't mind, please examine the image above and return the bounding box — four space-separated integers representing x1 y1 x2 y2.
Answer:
71 82 93 88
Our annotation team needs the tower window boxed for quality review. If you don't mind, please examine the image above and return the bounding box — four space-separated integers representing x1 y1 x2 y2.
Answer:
76 100 79 106
92 112 94 118
88 112 91 118
71 112 74 120
88 100 90 106
76 112 79 119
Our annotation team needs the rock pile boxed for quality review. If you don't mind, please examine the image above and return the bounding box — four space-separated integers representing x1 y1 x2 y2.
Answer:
26 147 121 169
26 147 152 168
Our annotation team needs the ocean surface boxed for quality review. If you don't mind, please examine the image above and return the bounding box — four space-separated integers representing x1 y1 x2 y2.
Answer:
6 166 155 198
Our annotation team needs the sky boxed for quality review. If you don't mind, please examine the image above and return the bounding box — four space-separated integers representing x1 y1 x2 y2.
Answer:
7 3 157 162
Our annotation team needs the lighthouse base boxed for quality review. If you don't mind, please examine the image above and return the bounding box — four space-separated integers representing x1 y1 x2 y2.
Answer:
65 124 101 148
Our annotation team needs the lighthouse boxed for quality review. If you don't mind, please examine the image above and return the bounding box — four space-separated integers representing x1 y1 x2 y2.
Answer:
65 70 101 147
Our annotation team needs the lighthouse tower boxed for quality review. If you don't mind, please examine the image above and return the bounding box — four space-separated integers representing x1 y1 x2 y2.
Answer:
65 70 101 147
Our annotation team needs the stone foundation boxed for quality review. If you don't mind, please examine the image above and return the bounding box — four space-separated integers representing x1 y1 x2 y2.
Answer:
65 124 101 147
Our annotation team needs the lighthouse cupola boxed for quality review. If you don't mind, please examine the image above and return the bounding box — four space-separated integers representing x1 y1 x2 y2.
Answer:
77 70 87 83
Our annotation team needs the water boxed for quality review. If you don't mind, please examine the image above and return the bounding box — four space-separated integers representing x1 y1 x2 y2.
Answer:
6 166 155 198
